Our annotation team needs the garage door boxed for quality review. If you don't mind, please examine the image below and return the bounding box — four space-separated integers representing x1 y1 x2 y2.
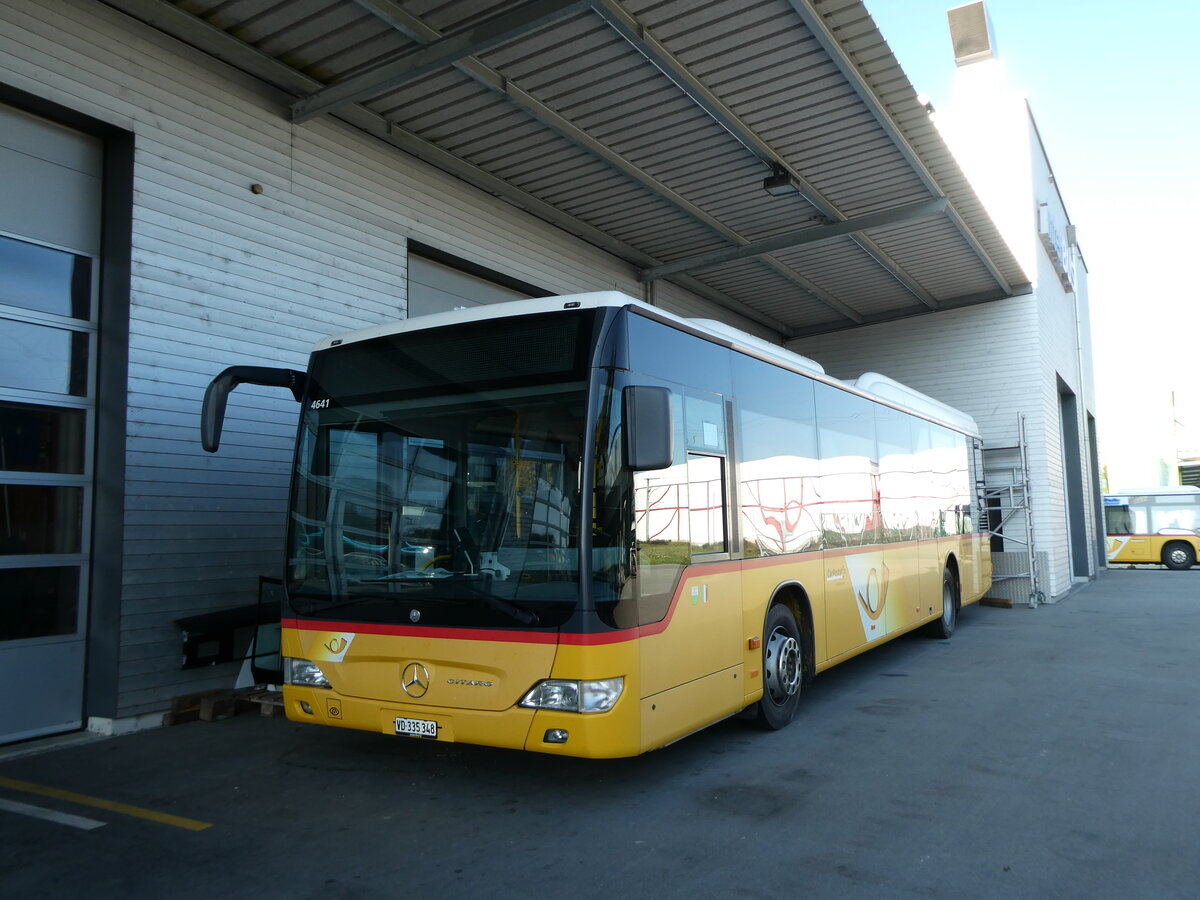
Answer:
407 252 534 318
0 103 102 743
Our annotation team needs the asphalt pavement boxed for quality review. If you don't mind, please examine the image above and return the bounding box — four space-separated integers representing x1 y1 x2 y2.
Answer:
1 567 1197 899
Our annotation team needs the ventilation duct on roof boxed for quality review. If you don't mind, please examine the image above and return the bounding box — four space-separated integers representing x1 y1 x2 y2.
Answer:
947 2 997 66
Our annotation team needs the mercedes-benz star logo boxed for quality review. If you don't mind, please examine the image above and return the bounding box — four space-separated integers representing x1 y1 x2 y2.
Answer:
401 662 430 698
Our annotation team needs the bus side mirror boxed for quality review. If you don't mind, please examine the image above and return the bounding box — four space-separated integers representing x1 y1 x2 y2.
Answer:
202 366 307 453
624 385 673 471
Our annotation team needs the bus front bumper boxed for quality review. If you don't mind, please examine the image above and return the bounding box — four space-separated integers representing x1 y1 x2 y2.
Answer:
283 685 643 758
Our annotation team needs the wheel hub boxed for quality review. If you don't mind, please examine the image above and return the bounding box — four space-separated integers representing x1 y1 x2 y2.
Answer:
764 626 801 704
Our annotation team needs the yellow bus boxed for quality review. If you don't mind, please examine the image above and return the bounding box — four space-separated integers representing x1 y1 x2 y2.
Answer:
202 292 991 757
1104 488 1200 570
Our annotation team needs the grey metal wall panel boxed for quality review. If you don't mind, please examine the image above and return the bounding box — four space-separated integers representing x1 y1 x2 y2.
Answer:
0 106 102 253
408 254 531 317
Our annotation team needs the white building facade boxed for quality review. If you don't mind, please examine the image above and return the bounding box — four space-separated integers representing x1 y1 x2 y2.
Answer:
792 3 1100 603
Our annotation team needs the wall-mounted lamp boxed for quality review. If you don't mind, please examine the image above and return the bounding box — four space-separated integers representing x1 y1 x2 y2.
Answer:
762 165 798 197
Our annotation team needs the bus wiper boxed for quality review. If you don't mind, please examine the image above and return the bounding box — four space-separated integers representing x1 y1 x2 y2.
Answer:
456 584 540 626
288 592 385 614
295 580 538 625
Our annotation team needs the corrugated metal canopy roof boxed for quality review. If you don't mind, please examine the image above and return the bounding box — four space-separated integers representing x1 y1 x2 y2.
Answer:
101 0 1030 339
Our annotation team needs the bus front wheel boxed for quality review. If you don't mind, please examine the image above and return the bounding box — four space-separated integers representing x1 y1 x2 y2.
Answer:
1162 542 1196 570
756 604 803 730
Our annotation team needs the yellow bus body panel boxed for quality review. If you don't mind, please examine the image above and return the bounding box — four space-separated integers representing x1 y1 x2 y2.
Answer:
281 534 989 757
739 553 825 700
1106 534 1200 565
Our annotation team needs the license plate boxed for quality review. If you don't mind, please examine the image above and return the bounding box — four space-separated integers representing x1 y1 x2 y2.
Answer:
394 716 438 738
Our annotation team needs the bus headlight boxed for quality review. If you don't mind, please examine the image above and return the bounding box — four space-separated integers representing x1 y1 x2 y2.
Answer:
285 657 332 688
520 677 624 713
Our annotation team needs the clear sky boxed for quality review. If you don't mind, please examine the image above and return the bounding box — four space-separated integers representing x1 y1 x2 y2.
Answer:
863 0 1200 486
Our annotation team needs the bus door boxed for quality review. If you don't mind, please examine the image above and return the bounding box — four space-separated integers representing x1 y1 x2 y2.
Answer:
633 390 742 739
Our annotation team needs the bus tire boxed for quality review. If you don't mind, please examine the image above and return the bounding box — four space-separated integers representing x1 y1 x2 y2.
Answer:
1162 542 1196 570
756 604 803 730
926 567 957 639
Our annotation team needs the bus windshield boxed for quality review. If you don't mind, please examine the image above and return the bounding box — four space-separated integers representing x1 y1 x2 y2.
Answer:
286 311 598 628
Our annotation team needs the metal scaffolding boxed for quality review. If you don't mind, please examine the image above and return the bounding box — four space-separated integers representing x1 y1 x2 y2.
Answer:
981 415 1044 607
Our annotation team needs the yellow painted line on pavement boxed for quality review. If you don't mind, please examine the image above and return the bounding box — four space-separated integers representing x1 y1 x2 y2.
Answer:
0 775 212 831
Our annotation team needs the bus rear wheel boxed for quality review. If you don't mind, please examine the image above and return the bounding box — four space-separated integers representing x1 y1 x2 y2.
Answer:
756 604 803 730
926 568 957 639
1163 542 1196 570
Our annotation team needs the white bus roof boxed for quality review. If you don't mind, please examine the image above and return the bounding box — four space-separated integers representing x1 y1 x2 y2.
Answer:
313 291 829 374
314 291 979 436
853 372 980 437
1106 487 1200 498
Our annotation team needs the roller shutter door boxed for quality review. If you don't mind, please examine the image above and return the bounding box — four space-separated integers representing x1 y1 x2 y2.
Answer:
0 103 101 743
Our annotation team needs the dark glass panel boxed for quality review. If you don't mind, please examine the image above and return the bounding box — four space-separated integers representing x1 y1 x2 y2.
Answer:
0 235 91 319
0 566 79 641
626 313 733 395
313 310 596 405
0 485 82 555
0 401 85 473
0 320 90 396
1103 504 1133 536
288 316 597 629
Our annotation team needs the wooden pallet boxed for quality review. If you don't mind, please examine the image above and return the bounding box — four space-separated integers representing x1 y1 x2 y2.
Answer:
237 689 284 718
162 687 283 725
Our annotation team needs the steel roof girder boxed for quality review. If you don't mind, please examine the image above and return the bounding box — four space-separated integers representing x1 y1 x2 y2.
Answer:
592 0 938 310
105 0 860 330
351 0 440 42
350 0 866 324
784 0 1016 296
113 1 797 337
639 197 948 282
788 282 1033 339
108 2 631 257
756 255 865 324
353 0 744 247
292 0 595 123
849 233 939 309
591 0 836 213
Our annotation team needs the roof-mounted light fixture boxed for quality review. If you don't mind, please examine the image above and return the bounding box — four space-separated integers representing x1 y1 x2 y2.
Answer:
762 164 798 197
